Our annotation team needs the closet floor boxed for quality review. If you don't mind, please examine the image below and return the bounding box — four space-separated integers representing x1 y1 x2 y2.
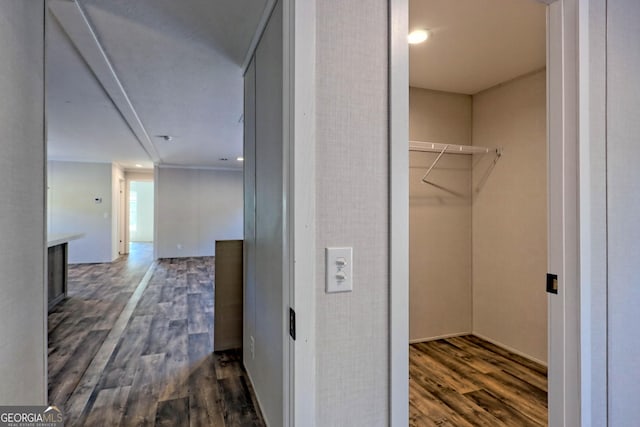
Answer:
409 335 548 426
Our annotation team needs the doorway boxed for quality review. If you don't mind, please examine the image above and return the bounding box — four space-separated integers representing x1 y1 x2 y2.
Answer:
406 0 549 423
128 179 154 256
390 0 583 424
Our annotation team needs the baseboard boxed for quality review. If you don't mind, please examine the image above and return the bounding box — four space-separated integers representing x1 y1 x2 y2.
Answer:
243 365 270 427
471 332 548 367
409 331 470 344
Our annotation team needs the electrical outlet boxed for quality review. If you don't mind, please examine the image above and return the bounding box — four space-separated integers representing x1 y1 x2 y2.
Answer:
250 336 255 359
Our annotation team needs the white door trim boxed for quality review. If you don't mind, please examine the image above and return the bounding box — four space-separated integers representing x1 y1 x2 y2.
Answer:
119 179 126 254
389 0 409 425
388 0 583 426
577 0 608 424
285 0 317 425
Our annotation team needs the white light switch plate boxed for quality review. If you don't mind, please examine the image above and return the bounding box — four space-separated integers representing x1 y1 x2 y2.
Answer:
326 247 353 293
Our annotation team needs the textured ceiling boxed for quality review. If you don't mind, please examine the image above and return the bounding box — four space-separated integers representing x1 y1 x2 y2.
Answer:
47 0 543 168
46 0 267 169
47 10 151 168
409 0 546 94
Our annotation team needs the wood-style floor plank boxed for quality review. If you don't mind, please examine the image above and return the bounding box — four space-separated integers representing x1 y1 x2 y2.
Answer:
409 366 504 426
120 353 165 427
410 336 548 426
155 397 189 427
48 243 154 413
50 250 265 426
217 375 264 427
410 345 480 394
469 370 547 425
48 329 109 406
84 386 131 427
466 389 543 427
446 336 548 392
464 335 548 375
410 383 474 427
188 334 225 427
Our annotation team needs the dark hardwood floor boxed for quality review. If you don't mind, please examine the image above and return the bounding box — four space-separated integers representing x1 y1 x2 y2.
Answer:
48 248 264 426
53 245 547 426
48 243 154 411
410 335 548 426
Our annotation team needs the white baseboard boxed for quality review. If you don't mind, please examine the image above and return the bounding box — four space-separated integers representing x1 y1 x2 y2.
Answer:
409 331 470 344
471 332 548 367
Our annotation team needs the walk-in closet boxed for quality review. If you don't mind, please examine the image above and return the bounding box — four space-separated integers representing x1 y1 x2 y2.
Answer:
408 0 549 425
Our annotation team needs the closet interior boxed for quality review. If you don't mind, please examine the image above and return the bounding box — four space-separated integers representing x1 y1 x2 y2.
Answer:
408 0 549 425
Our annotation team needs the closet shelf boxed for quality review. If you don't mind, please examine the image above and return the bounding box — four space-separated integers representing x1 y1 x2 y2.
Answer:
410 141 503 186
409 140 499 155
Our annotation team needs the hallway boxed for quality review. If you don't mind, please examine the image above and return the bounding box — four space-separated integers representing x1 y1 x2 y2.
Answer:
48 247 263 426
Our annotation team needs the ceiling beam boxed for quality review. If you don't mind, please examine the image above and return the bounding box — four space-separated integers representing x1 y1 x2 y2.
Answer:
49 0 162 164
241 0 277 75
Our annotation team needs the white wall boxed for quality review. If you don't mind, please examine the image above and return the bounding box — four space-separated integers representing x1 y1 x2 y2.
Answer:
0 0 46 404
129 181 154 242
155 167 243 258
409 88 472 342
607 0 640 422
472 71 547 363
48 161 115 264
315 0 389 424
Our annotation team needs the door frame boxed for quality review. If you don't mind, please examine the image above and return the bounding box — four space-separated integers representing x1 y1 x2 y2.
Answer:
118 179 126 254
285 0 316 425
389 0 584 425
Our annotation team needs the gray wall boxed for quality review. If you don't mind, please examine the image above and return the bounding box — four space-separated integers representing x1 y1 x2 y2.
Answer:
607 0 640 422
155 167 243 258
315 0 389 424
48 161 115 264
409 88 472 342
472 71 548 363
0 0 46 404
243 2 285 425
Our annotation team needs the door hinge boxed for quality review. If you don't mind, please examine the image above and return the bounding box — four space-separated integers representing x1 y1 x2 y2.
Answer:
289 307 296 340
546 273 558 294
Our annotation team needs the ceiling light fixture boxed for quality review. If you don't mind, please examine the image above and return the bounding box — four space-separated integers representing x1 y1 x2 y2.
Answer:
135 164 142 168
237 156 244 162
408 29 430 44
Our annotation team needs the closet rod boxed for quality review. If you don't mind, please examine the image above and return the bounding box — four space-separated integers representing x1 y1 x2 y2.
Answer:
409 140 497 155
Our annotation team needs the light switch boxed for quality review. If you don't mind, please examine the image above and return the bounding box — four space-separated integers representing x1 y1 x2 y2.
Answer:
326 247 353 293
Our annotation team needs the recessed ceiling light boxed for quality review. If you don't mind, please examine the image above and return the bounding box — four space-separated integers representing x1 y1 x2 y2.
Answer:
135 164 142 168
237 156 244 162
408 29 430 44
